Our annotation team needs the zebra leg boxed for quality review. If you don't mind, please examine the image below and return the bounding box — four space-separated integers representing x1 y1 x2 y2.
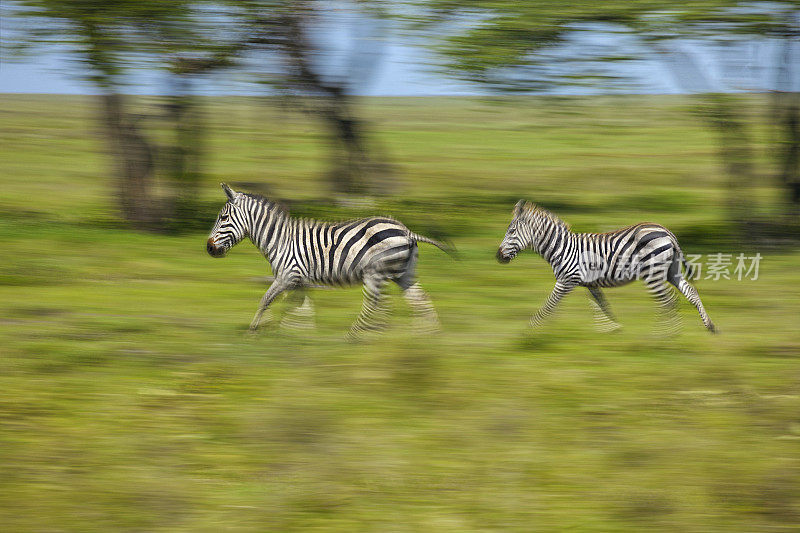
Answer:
280 289 316 331
347 274 390 340
250 280 290 332
393 244 439 334
587 287 622 332
670 277 717 333
643 277 681 335
530 281 576 329
402 282 441 334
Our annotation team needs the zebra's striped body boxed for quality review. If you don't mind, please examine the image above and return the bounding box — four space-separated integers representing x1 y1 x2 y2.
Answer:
497 200 716 333
207 184 447 337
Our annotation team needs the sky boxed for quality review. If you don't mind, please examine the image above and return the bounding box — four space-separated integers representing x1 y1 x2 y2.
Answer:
0 14 489 96
0 2 787 96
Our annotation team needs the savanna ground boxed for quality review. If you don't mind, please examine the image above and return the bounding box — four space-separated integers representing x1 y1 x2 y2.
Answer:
1 94 799 532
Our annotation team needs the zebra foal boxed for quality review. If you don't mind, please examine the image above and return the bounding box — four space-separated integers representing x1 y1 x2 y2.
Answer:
497 200 716 333
207 184 449 338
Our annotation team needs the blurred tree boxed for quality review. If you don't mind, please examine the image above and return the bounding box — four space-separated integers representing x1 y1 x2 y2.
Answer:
9 0 242 230
233 0 393 195
152 7 248 230
649 3 800 228
401 0 799 235
11 0 394 206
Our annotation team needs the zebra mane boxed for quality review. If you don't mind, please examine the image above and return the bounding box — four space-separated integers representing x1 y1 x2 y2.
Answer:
241 192 289 216
515 201 570 232
241 192 400 226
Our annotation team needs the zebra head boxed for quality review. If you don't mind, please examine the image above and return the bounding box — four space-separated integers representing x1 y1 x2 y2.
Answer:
497 200 535 263
207 183 248 258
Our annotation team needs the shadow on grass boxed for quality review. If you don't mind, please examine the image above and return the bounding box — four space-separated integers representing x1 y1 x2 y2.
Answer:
516 330 563 352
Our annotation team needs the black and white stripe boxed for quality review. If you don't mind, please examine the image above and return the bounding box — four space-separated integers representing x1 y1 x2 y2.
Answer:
207 183 448 337
497 200 716 333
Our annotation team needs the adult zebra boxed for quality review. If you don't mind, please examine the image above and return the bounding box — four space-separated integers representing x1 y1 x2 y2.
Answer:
497 200 716 333
207 184 451 338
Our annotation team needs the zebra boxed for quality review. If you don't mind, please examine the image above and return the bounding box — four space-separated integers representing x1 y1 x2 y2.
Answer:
207 183 451 338
496 200 716 333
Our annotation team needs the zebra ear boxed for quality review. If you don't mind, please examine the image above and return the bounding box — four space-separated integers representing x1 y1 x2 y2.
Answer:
221 183 236 201
513 199 526 216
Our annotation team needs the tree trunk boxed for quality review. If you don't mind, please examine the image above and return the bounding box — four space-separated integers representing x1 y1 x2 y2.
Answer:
164 75 203 229
321 94 369 195
776 94 800 211
701 94 756 227
772 19 800 217
659 46 756 229
271 7 393 196
100 92 157 229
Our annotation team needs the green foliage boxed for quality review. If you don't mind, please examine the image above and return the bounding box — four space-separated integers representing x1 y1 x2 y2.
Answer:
397 0 797 90
10 0 244 86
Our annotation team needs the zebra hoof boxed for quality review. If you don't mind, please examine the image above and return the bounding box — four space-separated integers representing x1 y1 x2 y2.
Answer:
412 320 441 335
596 322 622 333
653 325 681 337
280 318 316 331
345 331 364 343
346 327 387 342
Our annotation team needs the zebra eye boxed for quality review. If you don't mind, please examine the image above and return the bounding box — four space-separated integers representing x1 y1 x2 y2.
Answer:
220 214 229 222
508 226 516 235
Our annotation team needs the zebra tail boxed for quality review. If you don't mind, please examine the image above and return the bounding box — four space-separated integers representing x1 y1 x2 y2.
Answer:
671 238 694 280
681 253 695 280
411 233 459 259
664 228 694 280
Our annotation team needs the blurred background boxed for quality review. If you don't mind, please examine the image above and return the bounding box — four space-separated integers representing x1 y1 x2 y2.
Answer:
1 1 799 530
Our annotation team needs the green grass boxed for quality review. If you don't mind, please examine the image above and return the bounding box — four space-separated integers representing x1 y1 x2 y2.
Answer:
1 94 799 532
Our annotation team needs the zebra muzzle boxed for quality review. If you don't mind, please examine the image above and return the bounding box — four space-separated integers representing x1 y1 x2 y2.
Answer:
496 249 512 264
207 239 227 258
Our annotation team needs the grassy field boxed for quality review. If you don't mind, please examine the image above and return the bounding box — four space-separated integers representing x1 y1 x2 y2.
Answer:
1 94 799 532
